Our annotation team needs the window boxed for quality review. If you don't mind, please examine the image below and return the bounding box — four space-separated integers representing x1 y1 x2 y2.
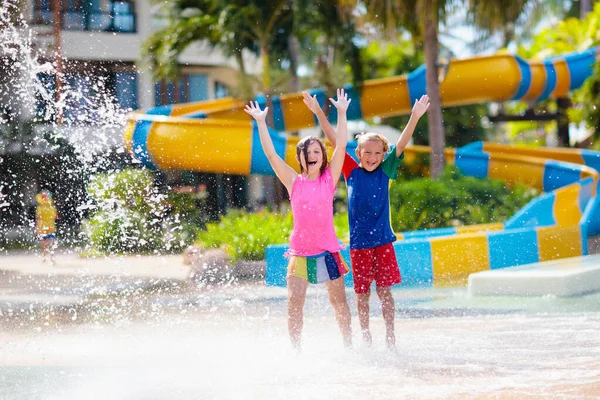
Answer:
32 0 137 33
154 74 209 106
214 81 229 99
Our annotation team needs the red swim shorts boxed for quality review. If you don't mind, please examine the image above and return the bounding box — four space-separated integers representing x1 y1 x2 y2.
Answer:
350 242 401 294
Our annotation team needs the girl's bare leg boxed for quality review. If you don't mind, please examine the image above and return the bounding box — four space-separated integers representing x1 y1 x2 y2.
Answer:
287 275 309 350
376 286 396 348
325 277 352 347
356 292 372 345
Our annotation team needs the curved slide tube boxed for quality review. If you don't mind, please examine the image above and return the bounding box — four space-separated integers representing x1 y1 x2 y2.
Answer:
125 47 599 173
123 48 600 287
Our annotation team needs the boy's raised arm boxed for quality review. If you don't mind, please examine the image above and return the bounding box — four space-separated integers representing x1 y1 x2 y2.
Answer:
302 91 338 147
244 102 297 192
396 95 430 157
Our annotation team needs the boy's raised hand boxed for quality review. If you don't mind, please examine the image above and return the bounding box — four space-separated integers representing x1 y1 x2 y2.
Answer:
302 91 321 114
330 88 351 112
244 101 268 122
412 94 430 118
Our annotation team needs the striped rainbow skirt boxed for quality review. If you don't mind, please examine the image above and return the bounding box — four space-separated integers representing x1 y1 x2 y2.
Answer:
288 251 350 284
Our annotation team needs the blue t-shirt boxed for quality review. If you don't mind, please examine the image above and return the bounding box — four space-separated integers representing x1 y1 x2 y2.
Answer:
342 145 404 249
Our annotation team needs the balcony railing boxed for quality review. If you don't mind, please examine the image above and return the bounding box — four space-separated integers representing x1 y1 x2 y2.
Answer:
32 7 136 33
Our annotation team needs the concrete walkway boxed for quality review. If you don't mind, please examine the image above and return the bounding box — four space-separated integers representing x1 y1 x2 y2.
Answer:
0 252 191 309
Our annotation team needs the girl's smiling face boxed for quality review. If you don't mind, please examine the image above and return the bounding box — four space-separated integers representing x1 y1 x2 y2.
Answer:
299 141 324 175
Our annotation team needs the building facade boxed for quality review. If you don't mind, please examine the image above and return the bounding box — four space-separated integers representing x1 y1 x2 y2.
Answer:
0 0 260 238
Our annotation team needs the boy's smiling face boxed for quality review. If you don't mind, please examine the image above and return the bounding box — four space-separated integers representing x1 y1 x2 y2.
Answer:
358 139 385 172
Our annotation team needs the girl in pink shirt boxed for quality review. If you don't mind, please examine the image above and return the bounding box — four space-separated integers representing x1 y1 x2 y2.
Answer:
245 88 352 350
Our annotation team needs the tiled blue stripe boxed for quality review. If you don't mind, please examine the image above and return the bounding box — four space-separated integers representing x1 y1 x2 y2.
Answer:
564 47 598 90
394 240 433 287
539 60 557 101
343 84 363 121
455 151 489 179
271 96 286 132
511 56 532 100
488 228 539 269
581 226 589 255
401 227 457 240
578 177 594 212
146 105 173 116
459 141 484 152
340 248 354 287
407 64 427 104
581 150 600 174
131 120 156 169
249 122 286 176
504 193 556 228
582 196 600 236
265 244 288 287
543 160 582 191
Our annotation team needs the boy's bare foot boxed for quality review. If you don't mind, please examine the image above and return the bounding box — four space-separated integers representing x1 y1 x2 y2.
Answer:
362 329 372 346
386 333 396 350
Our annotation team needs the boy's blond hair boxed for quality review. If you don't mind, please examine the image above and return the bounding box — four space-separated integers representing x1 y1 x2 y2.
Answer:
355 132 390 157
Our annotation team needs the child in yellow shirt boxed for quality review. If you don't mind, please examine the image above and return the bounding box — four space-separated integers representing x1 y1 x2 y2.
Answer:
35 191 57 264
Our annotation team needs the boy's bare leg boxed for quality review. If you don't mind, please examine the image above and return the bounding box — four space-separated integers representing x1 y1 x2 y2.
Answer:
287 275 309 350
376 286 396 348
325 277 352 347
356 292 372 345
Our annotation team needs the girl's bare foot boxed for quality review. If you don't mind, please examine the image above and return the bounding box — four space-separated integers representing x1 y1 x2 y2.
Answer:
362 329 372 346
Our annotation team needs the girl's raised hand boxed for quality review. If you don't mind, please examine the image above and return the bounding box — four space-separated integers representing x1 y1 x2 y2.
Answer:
302 91 321 113
244 101 268 122
412 95 430 118
330 88 351 112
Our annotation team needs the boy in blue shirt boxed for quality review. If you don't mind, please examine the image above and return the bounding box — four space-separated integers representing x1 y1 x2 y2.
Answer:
302 91 430 348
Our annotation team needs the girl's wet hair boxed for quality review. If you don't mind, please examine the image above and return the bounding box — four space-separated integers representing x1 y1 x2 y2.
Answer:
355 132 390 156
296 136 328 175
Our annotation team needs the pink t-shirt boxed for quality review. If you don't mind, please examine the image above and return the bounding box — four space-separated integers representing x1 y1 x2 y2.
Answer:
288 167 342 256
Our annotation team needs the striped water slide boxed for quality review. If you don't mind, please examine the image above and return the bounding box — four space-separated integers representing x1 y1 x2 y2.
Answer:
122 47 600 287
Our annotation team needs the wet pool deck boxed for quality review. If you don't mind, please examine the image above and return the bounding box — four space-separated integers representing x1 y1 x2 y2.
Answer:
1 252 599 399
0 252 191 309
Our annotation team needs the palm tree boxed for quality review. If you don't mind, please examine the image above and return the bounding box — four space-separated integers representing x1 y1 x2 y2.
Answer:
142 0 293 109
351 0 448 177
351 0 572 175
465 0 568 51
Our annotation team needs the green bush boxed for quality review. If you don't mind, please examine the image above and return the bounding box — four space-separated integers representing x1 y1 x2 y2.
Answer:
85 169 204 255
195 210 293 262
389 166 539 232
189 167 539 262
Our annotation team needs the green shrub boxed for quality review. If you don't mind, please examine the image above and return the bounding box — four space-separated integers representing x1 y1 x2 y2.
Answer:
189 167 539 262
389 166 539 232
195 210 287 262
85 169 204 255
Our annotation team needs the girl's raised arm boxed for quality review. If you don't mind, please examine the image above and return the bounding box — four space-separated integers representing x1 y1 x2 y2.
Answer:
244 102 297 193
328 88 350 186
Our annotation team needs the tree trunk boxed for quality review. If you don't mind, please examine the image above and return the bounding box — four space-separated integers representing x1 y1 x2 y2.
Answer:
287 34 300 93
556 97 572 147
235 51 252 100
424 0 445 178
